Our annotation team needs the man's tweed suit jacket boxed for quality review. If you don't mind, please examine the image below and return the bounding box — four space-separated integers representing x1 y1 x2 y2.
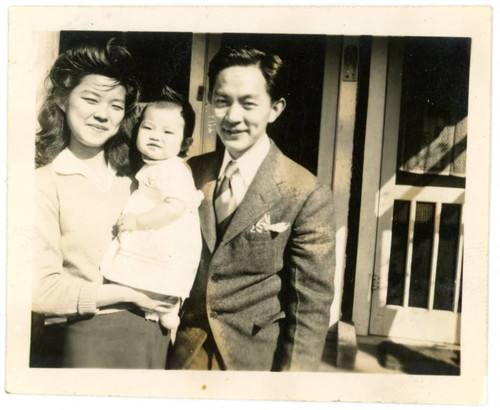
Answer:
169 140 336 371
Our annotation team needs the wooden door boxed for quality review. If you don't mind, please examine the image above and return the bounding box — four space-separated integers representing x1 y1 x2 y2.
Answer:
369 37 469 344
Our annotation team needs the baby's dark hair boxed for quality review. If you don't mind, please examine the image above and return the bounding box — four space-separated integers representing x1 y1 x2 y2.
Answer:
158 86 195 151
143 86 195 157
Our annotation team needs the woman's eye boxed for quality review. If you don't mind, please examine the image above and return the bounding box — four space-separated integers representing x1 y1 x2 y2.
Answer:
111 104 124 111
83 98 97 104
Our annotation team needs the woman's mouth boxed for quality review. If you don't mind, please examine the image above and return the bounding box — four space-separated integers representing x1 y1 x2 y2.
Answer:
88 124 109 131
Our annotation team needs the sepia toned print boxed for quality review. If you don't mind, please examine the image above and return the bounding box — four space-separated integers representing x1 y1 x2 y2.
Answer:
6 6 491 405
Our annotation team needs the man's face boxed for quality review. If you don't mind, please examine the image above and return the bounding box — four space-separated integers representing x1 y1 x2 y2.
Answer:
211 65 285 159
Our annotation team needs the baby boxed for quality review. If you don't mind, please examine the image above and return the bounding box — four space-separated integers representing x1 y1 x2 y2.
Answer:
101 86 203 334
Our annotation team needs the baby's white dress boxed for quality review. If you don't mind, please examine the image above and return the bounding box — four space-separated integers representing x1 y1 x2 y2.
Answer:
101 156 203 299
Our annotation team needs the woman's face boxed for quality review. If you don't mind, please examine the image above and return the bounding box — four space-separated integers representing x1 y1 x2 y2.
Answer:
62 74 127 153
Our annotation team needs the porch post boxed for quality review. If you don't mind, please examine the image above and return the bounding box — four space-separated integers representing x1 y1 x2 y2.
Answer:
352 37 388 335
323 36 359 325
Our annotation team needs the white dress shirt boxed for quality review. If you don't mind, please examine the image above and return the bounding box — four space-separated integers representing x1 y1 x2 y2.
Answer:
217 134 271 208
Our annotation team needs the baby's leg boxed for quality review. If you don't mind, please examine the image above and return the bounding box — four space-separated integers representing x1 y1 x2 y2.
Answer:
158 297 181 344
158 298 181 329
139 291 180 328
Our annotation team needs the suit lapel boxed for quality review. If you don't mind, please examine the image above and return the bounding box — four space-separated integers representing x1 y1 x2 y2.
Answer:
220 143 283 247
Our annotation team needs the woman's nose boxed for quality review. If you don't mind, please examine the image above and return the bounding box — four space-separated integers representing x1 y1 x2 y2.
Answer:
93 104 109 122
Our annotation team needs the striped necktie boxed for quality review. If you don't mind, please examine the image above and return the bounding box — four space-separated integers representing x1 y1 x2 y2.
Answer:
214 160 240 239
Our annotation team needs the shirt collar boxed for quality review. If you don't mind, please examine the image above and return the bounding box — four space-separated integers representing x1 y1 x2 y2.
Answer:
52 148 116 192
219 135 271 187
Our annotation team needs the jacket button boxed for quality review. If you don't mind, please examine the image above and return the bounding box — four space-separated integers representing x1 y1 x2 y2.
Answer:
209 311 218 319
211 274 219 282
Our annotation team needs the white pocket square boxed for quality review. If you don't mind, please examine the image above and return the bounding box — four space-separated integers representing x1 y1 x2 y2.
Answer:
250 213 290 233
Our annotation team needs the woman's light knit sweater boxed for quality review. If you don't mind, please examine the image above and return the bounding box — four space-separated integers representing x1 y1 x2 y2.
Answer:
33 150 134 316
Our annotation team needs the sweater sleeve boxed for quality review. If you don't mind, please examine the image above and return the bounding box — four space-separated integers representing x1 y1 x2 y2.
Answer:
32 166 98 316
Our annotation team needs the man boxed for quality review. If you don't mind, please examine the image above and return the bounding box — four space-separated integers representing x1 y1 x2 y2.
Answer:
168 45 335 371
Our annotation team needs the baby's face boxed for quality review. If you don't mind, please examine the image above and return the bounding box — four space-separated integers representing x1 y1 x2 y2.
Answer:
136 103 185 161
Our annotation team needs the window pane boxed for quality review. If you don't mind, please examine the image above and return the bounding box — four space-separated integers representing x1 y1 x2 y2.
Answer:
409 202 435 308
397 37 470 184
387 200 411 306
434 204 462 311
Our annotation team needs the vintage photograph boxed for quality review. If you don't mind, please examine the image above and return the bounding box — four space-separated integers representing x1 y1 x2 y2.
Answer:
5 5 492 406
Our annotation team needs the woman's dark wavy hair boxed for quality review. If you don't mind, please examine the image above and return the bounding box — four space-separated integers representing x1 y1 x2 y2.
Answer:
35 38 141 175
208 45 286 101
129 85 195 174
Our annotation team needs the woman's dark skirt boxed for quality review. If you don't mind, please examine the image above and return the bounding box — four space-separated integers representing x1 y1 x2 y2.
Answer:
30 310 170 369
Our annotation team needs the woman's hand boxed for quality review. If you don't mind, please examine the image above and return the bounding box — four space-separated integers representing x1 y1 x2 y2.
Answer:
132 291 178 314
96 283 176 314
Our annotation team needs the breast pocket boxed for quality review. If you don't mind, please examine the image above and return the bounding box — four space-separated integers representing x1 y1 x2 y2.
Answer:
244 230 276 242
240 227 290 274
240 236 276 274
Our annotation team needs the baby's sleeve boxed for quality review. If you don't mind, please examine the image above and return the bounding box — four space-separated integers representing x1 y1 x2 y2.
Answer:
156 161 196 204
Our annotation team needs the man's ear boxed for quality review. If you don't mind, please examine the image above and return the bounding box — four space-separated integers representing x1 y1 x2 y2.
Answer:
268 98 286 124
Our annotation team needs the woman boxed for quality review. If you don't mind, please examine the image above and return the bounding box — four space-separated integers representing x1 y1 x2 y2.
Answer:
32 38 173 369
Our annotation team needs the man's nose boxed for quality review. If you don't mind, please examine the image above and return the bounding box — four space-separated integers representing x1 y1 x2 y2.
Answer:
225 104 243 123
